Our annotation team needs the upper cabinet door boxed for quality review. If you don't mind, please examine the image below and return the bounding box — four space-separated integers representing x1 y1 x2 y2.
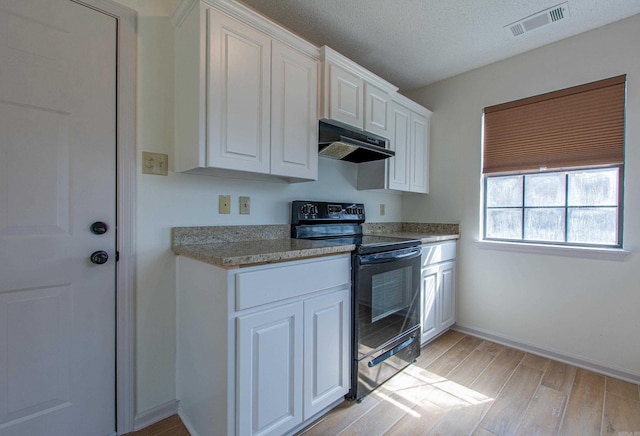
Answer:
410 112 430 193
326 62 363 129
207 9 271 174
364 83 391 138
387 101 411 191
270 41 318 180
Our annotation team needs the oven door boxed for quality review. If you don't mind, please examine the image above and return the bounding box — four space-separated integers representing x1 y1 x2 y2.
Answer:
355 246 421 360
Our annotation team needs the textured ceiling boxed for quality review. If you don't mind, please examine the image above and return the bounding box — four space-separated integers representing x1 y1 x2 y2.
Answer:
238 0 640 91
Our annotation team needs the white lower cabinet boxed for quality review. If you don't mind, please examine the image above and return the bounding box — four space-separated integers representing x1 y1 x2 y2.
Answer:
303 288 351 418
421 241 457 345
177 254 351 436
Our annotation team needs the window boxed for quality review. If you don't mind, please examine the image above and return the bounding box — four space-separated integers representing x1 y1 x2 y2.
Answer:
482 75 626 248
485 167 621 246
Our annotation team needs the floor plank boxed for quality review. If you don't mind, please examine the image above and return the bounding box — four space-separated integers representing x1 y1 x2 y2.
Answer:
416 330 466 368
606 376 640 401
541 360 577 395
425 335 483 376
446 341 504 386
300 395 380 436
520 353 550 372
470 347 525 398
478 364 543 435
386 395 446 435
515 385 566 435
602 392 640 435
558 368 605 436
126 415 190 436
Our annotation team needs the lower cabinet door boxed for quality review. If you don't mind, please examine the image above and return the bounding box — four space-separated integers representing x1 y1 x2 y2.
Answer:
421 265 439 345
439 261 456 330
303 288 351 418
237 302 304 436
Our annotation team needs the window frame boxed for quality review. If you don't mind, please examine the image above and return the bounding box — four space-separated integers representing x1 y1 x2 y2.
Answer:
482 165 624 249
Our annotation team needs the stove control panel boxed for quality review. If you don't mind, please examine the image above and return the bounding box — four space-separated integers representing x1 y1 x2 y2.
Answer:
291 200 365 224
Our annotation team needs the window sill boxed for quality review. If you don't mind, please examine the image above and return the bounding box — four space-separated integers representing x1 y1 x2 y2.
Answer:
476 239 630 261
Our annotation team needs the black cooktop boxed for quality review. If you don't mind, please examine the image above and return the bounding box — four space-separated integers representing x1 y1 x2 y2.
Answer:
290 200 420 254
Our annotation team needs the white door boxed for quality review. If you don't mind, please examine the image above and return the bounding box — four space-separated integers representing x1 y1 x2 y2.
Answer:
0 1 117 435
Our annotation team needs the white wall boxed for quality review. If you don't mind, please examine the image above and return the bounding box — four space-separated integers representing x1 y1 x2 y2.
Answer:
115 0 403 417
403 14 640 379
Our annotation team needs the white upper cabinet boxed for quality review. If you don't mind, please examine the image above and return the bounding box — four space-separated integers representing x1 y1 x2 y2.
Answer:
357 95 432 194
320 46 396 134
364 82 392 138
173 0 320 182
324 62 363 128
270 41 318 180
409 108 430 193
207 10 271 174
387 101 411 191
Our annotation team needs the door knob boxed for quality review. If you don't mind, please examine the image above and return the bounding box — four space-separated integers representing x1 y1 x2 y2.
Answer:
90 221 109 235
90 250 109 265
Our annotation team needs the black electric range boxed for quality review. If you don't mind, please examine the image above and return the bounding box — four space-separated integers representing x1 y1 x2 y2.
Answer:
291 200 422 401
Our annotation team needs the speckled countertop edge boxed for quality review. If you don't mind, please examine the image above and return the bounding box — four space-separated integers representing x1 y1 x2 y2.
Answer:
173 238 355 268
172 223 459 268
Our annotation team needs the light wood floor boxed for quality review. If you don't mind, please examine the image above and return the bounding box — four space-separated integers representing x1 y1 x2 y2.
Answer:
298 331 640 436
128 330 640 436
125 414 189 436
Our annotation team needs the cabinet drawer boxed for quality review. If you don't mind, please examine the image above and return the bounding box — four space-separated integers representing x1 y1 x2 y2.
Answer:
422 241 456 266
236 255 350 310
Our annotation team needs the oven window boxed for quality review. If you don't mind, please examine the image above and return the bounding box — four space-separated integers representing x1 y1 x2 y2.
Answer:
371 266 412 322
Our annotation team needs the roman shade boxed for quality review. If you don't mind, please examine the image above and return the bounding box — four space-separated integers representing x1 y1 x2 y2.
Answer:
482 75 626 174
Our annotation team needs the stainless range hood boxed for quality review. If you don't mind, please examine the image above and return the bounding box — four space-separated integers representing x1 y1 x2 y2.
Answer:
318 120 394 163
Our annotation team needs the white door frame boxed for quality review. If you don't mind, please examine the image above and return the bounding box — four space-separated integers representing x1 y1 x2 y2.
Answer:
71 1 137 434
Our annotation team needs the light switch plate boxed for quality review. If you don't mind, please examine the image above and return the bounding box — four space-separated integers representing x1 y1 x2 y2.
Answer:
239 196 250 215
219 195 231 214
380 204 386 216
142 152 168 176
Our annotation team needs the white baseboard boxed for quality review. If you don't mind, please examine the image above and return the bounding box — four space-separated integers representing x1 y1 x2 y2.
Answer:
452 323 640 385
133 399 180 431
177 409 199 436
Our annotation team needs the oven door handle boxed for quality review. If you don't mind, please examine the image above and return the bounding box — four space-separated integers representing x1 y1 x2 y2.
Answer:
359 247 421 265
367 335 416 368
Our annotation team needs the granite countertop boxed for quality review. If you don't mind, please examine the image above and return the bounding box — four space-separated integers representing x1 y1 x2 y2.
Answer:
369 232 459 244
173 238 355 268
172 222 460 268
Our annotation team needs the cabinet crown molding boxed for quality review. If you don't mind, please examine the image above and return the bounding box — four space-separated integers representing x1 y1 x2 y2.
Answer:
393 92 433 116
173 0 319 59
321 46 398 93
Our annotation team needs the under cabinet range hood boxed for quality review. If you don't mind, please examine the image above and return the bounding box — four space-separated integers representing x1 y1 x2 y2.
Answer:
318 120 394 163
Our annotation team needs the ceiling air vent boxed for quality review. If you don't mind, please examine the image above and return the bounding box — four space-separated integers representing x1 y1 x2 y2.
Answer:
505 2 570 38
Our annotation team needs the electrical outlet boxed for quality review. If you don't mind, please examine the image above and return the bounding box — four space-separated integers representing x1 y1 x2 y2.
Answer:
239 196 250 215
380 204 385 216
142 152 168 175
219 195 231 214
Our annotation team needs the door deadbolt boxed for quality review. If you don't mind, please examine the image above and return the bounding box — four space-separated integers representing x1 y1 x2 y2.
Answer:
90 221 109 235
